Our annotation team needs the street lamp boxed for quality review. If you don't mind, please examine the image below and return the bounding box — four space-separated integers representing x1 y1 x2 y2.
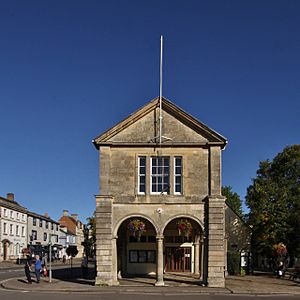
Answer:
49 235 52 283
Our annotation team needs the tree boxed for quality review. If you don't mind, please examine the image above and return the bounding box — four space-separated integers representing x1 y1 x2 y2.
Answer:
222 186 243 217
82 212 96 258
66 245 78 272
66 245 78 257
246 145 300 262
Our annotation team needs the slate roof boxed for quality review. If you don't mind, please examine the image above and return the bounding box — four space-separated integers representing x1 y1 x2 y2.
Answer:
0 195 28 214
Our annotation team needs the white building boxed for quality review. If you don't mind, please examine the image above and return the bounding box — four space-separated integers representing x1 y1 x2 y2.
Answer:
0 193 28 261
27 211 61 258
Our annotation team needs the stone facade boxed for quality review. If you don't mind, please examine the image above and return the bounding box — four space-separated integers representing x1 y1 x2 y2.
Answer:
93 97 227 287
0 194 27 261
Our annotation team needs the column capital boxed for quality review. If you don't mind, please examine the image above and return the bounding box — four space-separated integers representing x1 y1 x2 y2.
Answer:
156 235 164 240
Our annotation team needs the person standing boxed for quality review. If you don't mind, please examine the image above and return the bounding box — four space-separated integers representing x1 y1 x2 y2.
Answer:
34 255 42 283
81 255 88 278
24 257 32 284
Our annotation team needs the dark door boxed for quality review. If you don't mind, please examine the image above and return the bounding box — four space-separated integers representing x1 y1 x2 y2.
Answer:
3 242 8 260
165 247 191 272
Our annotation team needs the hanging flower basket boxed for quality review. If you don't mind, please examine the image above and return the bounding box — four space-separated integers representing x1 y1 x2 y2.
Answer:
128 219 146 241
273 242 287 257
177 219 192 237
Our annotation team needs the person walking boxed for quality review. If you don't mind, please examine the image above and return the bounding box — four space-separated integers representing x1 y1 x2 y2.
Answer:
34 255 42 283
24 257 32 284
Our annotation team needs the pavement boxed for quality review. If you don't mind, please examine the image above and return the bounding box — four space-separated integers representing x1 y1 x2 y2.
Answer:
0 262 300 295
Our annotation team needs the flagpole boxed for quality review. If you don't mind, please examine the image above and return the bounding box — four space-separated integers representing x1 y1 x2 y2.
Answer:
159 35 163 145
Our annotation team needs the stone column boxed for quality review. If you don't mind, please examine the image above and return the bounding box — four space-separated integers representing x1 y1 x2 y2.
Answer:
155 236 165 286
206 195 226 288
95 195 119 286
206 146 225 288
200 239 204 280
112 236 119 284
194 235 200 277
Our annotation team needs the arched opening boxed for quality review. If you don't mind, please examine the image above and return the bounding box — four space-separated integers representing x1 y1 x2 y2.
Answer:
163 217 203 276
2 239 11 261
117 216 157 278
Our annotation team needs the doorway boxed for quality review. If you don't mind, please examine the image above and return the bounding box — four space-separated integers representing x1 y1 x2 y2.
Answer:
3 241 8 261
165 247 191 272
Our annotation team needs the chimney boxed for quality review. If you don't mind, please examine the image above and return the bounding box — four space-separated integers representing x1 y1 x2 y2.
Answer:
71 213 78 221
63 210 69 216
44 213 49 218
6 193 15 201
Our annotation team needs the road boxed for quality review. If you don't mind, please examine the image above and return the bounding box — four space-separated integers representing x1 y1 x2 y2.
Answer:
0 267 24 281
1 289 299 300
0 266 299 299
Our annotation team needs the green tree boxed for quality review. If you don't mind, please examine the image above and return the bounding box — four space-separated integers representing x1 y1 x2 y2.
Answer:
246 145 300 261
222 186 243 217
82 212 96 258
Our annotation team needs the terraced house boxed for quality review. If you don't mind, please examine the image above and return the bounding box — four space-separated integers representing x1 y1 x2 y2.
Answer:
93 97 228 287
27 211 61 257
0 193 27 261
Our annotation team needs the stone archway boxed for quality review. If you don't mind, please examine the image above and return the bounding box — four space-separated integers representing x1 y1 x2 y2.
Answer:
116 216 157 279
163 217 204 277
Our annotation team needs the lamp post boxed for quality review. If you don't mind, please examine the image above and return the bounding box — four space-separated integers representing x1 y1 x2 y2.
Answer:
49 236 52 283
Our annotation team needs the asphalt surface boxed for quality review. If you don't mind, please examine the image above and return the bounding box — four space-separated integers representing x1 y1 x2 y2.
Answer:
0 261 300 296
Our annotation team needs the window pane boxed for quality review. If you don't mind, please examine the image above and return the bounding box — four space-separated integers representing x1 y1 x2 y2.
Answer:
175 184 181 193
175 166 181 174
139 250 147 262
140 184 145 193
140 157 146 166
152 184 157 192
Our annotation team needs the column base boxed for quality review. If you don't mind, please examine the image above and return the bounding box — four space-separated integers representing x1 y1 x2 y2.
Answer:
207 278 225 288
95 276 120 286
155 281 165 286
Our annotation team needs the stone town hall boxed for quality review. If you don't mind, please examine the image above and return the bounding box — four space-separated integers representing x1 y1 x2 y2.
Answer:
92 97 227 287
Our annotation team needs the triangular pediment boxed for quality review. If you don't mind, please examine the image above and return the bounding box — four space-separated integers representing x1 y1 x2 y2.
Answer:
93 97 227 148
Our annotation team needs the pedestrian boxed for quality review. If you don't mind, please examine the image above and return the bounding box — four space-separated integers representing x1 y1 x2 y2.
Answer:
81 255 88 278
277 261 284 278
34 255 42 283
42 253 47 268
24 256 32 284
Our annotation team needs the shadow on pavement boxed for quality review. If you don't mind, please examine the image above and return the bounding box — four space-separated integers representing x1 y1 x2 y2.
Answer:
51 266 95 286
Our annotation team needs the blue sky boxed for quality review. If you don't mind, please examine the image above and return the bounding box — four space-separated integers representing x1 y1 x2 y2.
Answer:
1 0 299 222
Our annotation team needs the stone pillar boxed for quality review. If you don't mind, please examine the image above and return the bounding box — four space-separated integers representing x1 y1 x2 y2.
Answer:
206 196 226 288
200 239 204 280
112 236 118 284
155 236 165 286
95 195 119 286
194 235 200 276
206 146 225 288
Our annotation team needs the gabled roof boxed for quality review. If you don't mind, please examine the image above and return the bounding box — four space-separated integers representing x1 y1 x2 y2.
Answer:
0 196 28 214
58 215 77 235
93 96 227 149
